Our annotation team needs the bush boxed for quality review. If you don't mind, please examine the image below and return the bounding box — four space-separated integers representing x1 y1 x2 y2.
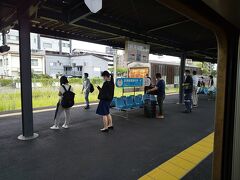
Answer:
32 78 57 87
0 79 14 87
68 77 102 85
32 73 52 79
91 78 102 85
68 78 83 84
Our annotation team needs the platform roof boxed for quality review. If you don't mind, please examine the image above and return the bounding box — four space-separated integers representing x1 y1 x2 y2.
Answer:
0 0 217 63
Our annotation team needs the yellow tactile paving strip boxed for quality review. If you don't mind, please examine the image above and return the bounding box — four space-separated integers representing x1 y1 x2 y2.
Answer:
139 133 214 180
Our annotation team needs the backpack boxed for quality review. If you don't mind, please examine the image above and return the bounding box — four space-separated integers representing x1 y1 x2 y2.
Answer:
61 85 75 108
89 83 94 93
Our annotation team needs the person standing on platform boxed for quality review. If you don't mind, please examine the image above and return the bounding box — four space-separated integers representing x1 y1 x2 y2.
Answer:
50 76 74 130
147 73 165 119
82 73 90 109
192 71 199 107
96 71 115 132
144 74 152 94
183 70 193 113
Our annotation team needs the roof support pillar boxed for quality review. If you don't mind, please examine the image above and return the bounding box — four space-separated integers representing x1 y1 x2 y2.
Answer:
59 39 62 55
2 31 7 45
17 6 38 140
179 53 186 104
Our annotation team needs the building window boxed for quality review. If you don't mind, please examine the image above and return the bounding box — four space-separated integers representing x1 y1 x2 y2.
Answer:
31 59 38 66
0 59 2 67
43 43 52 49
64 67 72 71
5 58 8 66
77 66 82 71
62 43 70 48
7 35 19 41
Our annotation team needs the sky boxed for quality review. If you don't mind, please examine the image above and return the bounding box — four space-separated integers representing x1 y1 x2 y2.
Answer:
72 40 107 53
71 39 181 63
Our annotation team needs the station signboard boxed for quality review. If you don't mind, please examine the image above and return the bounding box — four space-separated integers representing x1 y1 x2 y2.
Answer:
116 78 144 87
125 41 150 63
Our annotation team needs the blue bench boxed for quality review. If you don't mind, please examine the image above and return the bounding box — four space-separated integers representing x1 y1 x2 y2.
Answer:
134 95 144 107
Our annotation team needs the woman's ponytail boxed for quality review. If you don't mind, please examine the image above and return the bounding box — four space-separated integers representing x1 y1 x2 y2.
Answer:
110 74 114 83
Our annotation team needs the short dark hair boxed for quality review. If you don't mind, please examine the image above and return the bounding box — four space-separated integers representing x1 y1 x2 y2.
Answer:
185 70 190 74
209 75 213 79
155 73 162 78
193 70 197 75
60 76 68 85
84 73 89 77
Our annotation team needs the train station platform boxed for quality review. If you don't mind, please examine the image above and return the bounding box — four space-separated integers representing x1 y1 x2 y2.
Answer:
0 95 215 180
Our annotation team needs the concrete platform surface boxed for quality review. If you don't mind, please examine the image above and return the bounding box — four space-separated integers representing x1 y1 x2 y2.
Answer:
0 95 215 180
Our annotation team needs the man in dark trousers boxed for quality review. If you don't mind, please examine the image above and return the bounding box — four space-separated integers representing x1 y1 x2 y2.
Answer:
147 73 165 119
183 70 193 113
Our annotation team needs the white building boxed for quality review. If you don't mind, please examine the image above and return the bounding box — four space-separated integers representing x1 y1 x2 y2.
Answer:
71 54 109 78
45 54 108 78
0 30 110 78
0 43 45 78
72 48 113 69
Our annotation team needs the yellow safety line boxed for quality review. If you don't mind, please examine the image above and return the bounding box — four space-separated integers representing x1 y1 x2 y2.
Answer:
139 133 214 180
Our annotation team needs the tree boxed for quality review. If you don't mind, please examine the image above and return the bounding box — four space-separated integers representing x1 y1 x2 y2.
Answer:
193 62 216 76
109 67 128 76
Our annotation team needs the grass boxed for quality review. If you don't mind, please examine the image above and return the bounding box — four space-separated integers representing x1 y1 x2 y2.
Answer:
0 84 178 112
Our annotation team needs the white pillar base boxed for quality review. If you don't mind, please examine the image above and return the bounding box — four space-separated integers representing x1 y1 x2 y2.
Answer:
17 133 39 141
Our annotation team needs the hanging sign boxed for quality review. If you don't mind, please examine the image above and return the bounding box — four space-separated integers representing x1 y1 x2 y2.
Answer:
125 41 150 63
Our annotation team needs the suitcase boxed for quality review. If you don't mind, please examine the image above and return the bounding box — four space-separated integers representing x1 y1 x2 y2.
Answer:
144 99 157 118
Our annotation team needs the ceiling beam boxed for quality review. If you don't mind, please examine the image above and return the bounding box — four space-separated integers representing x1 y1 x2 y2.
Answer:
95 36 125 42
147 19 191 33
69 12 92 24
0 0 41 31
28 25 124 48
36 8 183 50
86 14 181 45
67 2 93 24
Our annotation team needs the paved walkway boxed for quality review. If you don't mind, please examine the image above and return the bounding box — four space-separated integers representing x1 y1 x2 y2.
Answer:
0 95 215 180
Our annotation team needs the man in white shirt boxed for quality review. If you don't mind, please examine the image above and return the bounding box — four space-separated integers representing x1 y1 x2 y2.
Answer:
82 73 90 109
192 71 199 107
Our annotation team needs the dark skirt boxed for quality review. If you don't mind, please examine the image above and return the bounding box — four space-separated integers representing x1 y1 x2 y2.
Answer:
96 100 111 116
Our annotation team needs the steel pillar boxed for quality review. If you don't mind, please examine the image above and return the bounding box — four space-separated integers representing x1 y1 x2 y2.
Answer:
179 53 186 104
17 6 38 140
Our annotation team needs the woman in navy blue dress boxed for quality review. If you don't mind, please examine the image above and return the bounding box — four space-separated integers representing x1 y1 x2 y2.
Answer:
96 71 115 132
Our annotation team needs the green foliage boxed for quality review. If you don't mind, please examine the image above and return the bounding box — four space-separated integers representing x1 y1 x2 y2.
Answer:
0 79 14 87
32 73 52 79
32 78 57 87
109 68 128 76
0 83 179 112
193 62 215 76
68 78 83 84
90 78 102 85
211 70 217 77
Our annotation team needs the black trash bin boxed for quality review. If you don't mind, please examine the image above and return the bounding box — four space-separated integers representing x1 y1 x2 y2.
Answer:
144 98 157 118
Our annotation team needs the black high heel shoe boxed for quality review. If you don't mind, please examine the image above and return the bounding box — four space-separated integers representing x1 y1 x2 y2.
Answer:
108 126 114 130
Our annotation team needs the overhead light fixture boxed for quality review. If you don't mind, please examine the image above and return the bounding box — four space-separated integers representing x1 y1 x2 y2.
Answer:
0 32 10 53
0 45 10 53
84 0 102 13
